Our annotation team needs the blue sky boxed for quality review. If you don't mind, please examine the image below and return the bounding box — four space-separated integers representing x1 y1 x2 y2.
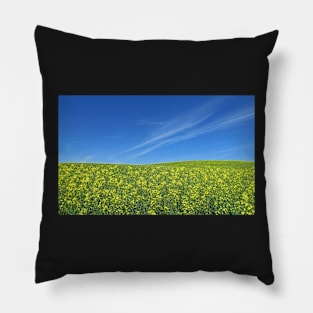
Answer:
58 95 254 164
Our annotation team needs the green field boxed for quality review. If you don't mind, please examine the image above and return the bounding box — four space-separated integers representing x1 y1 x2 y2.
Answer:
58 160 255 215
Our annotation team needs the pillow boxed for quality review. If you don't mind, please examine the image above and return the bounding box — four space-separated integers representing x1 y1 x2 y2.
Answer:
34 25 278 285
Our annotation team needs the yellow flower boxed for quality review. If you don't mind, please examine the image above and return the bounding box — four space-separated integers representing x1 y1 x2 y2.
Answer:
58 161 255 215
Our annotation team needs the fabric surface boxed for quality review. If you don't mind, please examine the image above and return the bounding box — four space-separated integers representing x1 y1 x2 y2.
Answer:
35 25 278 284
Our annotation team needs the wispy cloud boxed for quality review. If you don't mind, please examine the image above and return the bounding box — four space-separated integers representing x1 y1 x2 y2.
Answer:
80 154 94 162
132 138 178 158
66 140 80 153
119 97 254 160
209 144 254 159
122 98 222 154
137 119 168 126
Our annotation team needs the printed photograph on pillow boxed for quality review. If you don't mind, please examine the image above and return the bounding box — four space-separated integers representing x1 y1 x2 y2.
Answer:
58 95 255 215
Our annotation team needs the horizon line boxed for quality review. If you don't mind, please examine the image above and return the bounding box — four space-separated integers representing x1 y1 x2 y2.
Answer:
58 159 255 165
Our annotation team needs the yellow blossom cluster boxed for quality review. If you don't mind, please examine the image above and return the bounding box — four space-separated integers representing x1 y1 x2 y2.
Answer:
58 161 255 215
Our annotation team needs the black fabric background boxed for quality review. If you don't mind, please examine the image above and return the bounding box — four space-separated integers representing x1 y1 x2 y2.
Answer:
34 26 278 285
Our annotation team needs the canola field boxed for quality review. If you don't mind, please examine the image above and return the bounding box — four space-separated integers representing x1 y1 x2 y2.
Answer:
58 161 255 215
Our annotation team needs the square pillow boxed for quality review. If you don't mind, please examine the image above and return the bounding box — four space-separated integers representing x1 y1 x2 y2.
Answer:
35 25 278 285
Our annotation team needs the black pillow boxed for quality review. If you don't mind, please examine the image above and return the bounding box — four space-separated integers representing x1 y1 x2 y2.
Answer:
35 25 278 284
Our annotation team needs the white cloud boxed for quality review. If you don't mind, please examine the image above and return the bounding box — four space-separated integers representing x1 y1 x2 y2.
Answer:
80 154 93 162
119 96 254 160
